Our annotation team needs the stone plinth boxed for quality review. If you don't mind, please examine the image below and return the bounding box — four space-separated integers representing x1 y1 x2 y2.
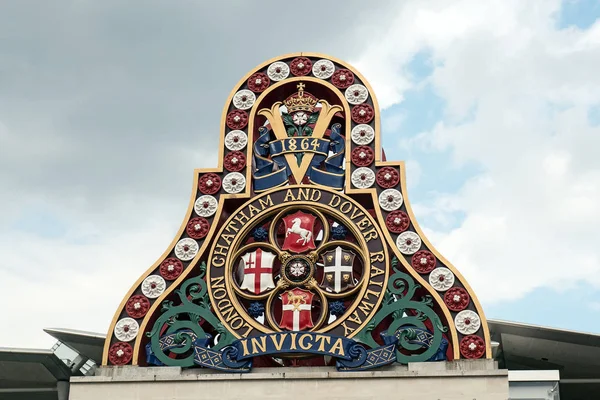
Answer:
70 360 508 400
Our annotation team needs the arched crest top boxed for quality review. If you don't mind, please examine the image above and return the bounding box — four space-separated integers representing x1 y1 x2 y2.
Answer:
101 52 491 371
215 52 383 194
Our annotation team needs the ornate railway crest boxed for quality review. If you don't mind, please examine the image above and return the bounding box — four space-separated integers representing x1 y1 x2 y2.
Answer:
102 53 491 371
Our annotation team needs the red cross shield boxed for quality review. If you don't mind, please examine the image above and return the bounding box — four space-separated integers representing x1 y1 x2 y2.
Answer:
238 248 276 295
282 211 317 253
279 288 314 331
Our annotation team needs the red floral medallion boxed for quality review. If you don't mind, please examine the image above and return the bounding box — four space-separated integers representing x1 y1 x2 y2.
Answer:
108 342 133 365
411 250 436 274
198 173 221 195
351 146 374 167
444 287 470 312
224 151 246 172
290 57 312 76
460 335 486 359
125 295 150 319
247 72 270 93
331 69 355 88
377 167 400 188
186 217 210 239
226 110 249 130
386 211 410 233
160 257 184 280
351 104 374 124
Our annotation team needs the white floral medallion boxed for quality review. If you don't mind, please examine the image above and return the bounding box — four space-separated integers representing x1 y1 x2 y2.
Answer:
232 89 256 110
378 189 404 211
141 275 166 299
455 310 481 335
429 267 455 291
267 61 290 81
312 59 335 79
194 195 218 217
345 84 369 105
293 112 308 125
351 124 375 145
396 231 421 254
175 238 199 261
223 172 246 193
224 130 248 151
114 317 139 342
351 167 375 188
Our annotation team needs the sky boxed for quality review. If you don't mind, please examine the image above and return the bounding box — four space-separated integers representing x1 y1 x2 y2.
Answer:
0 0 599 349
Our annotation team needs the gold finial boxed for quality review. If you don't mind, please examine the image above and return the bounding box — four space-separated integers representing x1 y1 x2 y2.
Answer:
297 82 305 97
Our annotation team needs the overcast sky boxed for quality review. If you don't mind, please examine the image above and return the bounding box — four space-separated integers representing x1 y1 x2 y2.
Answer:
1 0 599 349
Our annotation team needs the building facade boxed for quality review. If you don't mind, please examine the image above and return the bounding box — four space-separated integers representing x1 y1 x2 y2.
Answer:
89 52 505 398
10 53 600 399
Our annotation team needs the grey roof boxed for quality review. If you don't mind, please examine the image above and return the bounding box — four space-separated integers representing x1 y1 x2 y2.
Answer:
0 347 72 400
43 328 105 363
489 319 600 400
0 347 72 387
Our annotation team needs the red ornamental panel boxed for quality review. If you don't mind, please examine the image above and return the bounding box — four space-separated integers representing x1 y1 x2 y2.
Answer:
351 104 374 124
290 57 312 76
331 69 355 89
125 295 150 319
247 72 270 93
224 151 246 172
108 342 133 365
411 250 437 274
226 110 249 130
377 167 400 188
460 335 486 359
351 146 374 167
198 173 221 195
159 258 184 280
186 217 210 239
385 210 410 233
444 287 470 312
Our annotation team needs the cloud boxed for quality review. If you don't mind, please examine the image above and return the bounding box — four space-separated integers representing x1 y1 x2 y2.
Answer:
0 0 397 347
354 0 600 304
2 0 600 349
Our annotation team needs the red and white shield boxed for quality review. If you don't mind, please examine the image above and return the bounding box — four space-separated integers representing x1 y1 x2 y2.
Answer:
279 288 314 331
282 211 317 253
238 248 276 295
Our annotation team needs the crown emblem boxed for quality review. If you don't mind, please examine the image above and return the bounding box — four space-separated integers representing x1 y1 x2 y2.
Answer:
283 83 318 113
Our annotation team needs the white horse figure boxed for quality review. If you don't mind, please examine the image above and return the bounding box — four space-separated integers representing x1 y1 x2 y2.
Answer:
286 217 312 245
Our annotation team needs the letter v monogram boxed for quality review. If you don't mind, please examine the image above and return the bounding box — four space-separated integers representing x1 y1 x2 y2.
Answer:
258 100 343 184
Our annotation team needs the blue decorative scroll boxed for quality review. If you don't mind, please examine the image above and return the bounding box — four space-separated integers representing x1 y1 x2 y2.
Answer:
253 126 289 192
309 123 345 189
252 123 346 192
194 338 252 372
149 326 445 372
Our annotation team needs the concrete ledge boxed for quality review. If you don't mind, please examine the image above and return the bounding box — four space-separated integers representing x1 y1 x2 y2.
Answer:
70 360 509 400
73 360 506 383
